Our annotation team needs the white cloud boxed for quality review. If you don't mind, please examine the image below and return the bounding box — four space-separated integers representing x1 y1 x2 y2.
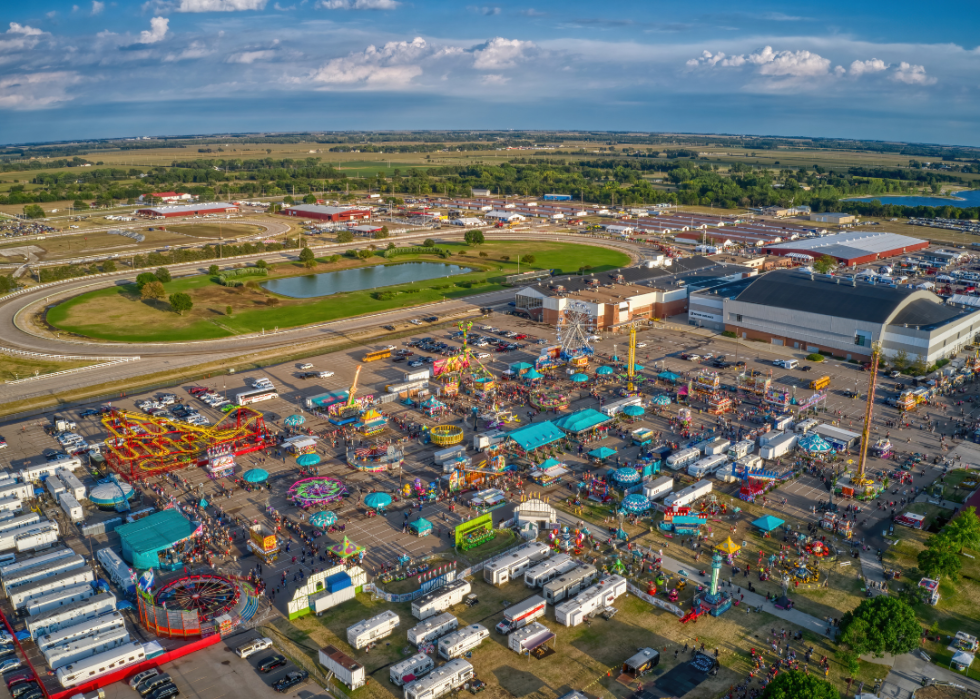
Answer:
520 8 545 16
472 37 535 70
481 73 509 84
0 71 82 109
91 0 105 15
138 17 169 43
308 36 427 87
849 58 888 77
228 49 276 63
469 5 500 15
163 41 213 61
315 0 399 8
0 23 48 54
171 0 267 11
273 2 295 8
892 62 936 85
7 23 45 37
742 46 831 77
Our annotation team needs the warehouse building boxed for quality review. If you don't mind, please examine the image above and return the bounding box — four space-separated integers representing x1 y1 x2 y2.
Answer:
809 212 857 224
764 231 928 266
279 205 372 222
701 269 980 362
515 258 755 327
136 203 239 218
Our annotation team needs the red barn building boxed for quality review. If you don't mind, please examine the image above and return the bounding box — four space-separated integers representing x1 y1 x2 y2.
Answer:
278 205 372 222
764 231 929 267
136 203 239 218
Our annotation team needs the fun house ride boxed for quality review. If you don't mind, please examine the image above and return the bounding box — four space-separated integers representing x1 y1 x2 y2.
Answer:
102 407 270 480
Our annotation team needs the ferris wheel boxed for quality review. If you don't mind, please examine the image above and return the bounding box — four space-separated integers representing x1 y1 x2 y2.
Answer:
556 300 596 359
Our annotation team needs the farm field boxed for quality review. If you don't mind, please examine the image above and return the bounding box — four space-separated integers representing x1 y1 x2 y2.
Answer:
45 240 629 342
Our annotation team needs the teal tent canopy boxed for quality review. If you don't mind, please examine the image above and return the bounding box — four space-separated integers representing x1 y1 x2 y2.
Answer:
310 511 337 528
596 366 614 375
571 373 589 383
243 468 268 483
199 498 208 508
622 405 645 417
410 518 432 534
554 409 610 434
296 453 321 466
524 369 543 380
751 515 785 532
658 371 680 382
364 492 392 510
588 446 617 459
538 457 563 470
284 414 306 427
620 494 651 513
507 421 565 451
510 362 534 372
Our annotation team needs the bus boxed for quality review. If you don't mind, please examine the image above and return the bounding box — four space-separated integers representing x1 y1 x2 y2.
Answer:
235 388 278 405
808 375 831 391
363 349 391 362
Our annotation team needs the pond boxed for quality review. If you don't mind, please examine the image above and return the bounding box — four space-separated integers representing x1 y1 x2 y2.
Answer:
261 262 473 299
843 189 980 208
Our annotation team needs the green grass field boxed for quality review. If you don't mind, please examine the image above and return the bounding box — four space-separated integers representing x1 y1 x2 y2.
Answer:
46 240 629 342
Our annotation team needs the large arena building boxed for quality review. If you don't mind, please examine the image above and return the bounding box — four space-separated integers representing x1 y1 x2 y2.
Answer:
136 203 239 218
690 269 980 362
278 204 372 222
764 230 929 266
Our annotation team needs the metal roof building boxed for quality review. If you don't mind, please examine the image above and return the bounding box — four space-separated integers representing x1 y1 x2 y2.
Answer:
115 510 197 569
718 269 980 363
135 203 238 218
278 205 372 222
764 231 928 266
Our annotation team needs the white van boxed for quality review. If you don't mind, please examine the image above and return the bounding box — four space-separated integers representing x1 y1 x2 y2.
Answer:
773 359 798 370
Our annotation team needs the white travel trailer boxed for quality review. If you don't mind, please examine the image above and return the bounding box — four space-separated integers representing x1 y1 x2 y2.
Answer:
663 480 712 508
403 659 474 699
509 621 554 655
542 564 598 604
46 476 67 500
687 454 727 479
0 544 67 578
411 579 471 620
437 624 490 659
524 554 578 588
483 542 550 586
318 645 366 690
10 566 94 609
642 476 673 501
26 583 96 617
55 640 145 688
0 513 42 540
347 610 400 650
555 575 628 627
44 628 131 669
407 612 458 647
0 522 60 553
96 548 137 594
389 653 435 686
26 591 117 639
0 482 34 502
2 553 85 594
728 440 754 460
0 497 23 517
59 493 84 522
57 469 86 501
36 611 126 652
664 448 700 471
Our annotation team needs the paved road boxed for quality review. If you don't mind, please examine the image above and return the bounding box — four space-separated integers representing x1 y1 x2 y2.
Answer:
0 231 640 404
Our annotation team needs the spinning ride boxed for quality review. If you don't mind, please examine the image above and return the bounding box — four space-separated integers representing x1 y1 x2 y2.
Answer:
430 424 464 446
288 476 348 507
530 388 570 411
347 443 404 472
102 407 269 480
154 574 241 624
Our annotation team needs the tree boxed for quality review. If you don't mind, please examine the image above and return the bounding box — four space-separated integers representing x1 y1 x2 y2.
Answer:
761 670 837 699
155 267 171 283
141 281 166 301
520 254 535 265
208 264 220 276
169 292 193 315
838 596 921 657
283 195 294 205
918 532 962 580
336 231 354 243
892 349 910 372
102 260 116 273
813 255 836 274
303 194 317 204
23 204 45 219
255 259 268 269
135 272 158 290
72 199 89 210
265 297 279 306
304 258 317 269
225 305 233 316
943 507 980 553
423 238 435 247
299 247 315 264
464 229 485 245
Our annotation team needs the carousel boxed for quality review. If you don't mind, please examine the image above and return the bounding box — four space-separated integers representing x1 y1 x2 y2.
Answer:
620 493 651 515
798 433 834 456
650 394 671 411
347 443 404 473
611 467 642 491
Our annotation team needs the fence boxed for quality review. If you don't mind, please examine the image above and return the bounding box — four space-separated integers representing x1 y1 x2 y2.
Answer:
262 622 344 699
626 582 683 617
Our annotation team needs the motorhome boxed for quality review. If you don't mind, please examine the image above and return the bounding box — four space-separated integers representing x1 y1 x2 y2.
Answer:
542 564 598 604
437 624 490 659
347 610 400 650
389 653 435 686
554 575 628 627
403 659 474 699
483 542 550 585
524 554 578 588
407 613 458 647
56 641 145 688
411 579 471 620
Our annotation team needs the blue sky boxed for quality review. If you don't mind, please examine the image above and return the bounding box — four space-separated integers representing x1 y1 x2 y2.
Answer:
1 0 979 145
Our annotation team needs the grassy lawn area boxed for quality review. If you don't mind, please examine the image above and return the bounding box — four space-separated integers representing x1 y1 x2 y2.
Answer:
934 469 978 504
0 353 95 381
46 240 629 343
460 530 518 563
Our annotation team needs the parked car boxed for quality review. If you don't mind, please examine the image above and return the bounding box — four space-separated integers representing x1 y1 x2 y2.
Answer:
0 658 22 674
236 637 273 659
298 363 313 370
273 671 309 693
146 683 179 699
129 669 160 688
257 655 287 673
11 682 39 699
79 409 100 417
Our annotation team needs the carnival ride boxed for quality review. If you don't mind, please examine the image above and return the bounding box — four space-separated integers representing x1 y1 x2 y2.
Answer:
288 476 349 508
556 301 596 367
430 424 465 446
102 407 269 480
437 321 497 398
850 343 885 500
737 372 771 400
734 464 780 502
329 365 369 425
347 443 404 473
530 387 571 411
356 408 388 437
154 574 241 624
